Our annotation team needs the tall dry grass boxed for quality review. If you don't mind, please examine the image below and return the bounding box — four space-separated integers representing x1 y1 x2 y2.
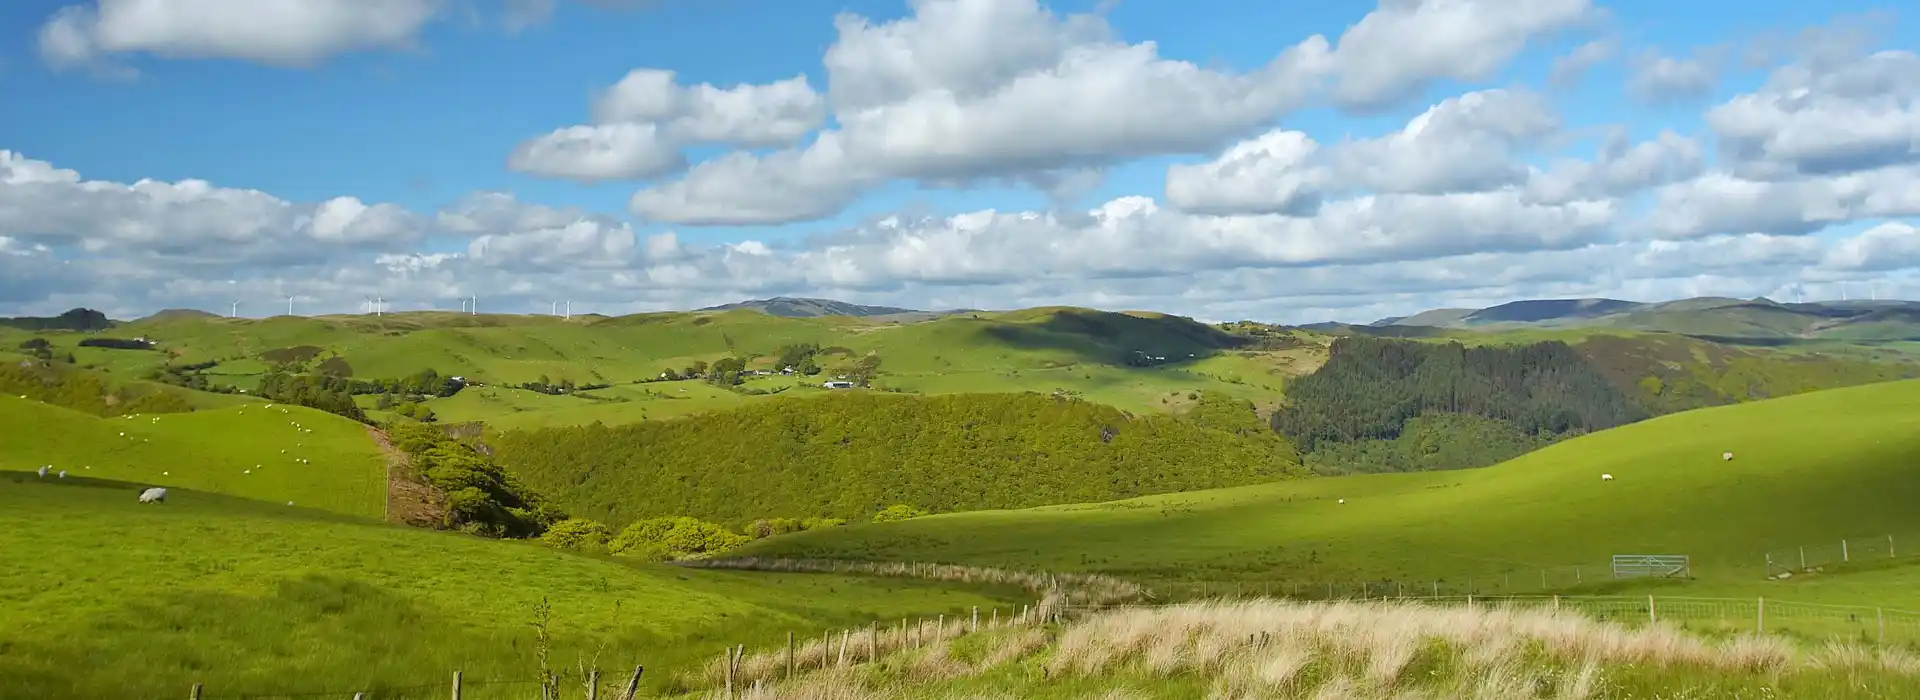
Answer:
689 597 1920 699
679 557 1149 605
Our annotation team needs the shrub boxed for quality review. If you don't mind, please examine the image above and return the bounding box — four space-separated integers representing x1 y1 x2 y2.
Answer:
608 516 749 560
872 504 929 523
540 519 612 552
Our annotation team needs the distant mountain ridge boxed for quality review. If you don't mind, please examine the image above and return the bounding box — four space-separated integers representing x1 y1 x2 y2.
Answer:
699 296 967 319
1353 296 1920 342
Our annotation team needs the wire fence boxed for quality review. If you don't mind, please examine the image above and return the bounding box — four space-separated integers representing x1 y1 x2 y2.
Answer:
1764 532 1911 578
180 667 643 700
1149 560 1630 602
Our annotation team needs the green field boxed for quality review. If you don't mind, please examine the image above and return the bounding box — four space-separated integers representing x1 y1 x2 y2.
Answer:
0 395 387 518
0 475 1026 700
741 379 1920 606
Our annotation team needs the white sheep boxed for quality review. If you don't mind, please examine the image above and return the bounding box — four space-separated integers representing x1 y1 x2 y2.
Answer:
1337 498 1346 504
1722 452 1733 461
37 465 49 478
138 487 168 503
1601 473 1614 481
57 470 66 479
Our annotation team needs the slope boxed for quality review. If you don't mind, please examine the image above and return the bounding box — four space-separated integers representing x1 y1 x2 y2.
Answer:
491 391 1303 527
0 395 386 518
740 379 1920 599
0 475 1019 700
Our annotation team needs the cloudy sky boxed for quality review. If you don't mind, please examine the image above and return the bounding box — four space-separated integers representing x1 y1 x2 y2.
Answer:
2 0 1917 324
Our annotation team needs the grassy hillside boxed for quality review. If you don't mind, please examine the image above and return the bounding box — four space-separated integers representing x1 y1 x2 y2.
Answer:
55 307 1327 428
492 391 1303 527
0 395 387 518
740 380 1920 602
0 475 1020 700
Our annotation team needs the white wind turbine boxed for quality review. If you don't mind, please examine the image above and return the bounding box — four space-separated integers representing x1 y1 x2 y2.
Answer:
229 300 240 318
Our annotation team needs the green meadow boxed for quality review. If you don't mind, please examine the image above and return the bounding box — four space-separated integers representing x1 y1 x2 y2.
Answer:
742 379 1920 606
0 395 386 518
0 475 1026 700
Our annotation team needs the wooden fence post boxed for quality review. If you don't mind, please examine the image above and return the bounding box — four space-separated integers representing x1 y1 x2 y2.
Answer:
1843 539 1850 562
588 668 600 700
838 629 849 666
786 631 795 679
870 623 879 663
190 684 202 700
972 606 979 633
723 647 735 697
621 666 644 700
992 607 998 628
1648 595 1657 624
452 670 462 700
1758 597 1765 633
1432 581 1438 598
1553 594 1560 611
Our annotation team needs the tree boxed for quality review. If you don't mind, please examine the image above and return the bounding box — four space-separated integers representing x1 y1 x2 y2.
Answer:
871 504 929 523
851 354 883 387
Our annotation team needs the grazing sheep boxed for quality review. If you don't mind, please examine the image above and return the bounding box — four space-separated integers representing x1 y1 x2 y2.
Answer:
243 470 251 474
138 487 167 503
1722 452 1733 461
1601 473 1614 481
57 470 66 479
37 465 49 478
1337 498 1346 504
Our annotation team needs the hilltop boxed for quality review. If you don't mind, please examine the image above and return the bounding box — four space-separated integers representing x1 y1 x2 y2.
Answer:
740 379 1920 603
697 296 938 318
1361 295 1920 342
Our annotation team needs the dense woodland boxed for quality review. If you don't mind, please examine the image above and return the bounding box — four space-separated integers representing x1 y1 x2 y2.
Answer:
1272 337 1645 453
1302 413 1558 475
492 391 1302 526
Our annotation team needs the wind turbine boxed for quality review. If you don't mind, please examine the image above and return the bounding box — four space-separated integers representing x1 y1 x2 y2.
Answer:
551 300 558 316
565 300 572 320
286 296 295 316
469 295 478 316
229 300 240 318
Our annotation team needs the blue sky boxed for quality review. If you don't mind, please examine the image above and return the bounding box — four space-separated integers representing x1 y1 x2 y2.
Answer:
1 0 1917 322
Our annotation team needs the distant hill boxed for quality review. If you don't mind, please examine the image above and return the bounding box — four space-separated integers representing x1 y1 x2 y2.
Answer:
1364 296 1920 341
0 308 114 332
698 296 930 318
139 309 221 323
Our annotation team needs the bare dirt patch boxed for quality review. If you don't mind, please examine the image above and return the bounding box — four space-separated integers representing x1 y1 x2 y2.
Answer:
365 426 448 529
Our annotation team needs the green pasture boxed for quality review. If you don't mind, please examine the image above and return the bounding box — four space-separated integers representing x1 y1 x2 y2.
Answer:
742 379 1920 607
0 476 1026 700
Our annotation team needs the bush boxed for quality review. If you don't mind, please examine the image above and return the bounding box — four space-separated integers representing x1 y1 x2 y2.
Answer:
608 516 749 560
389 423 563 538
872 504 929 523
540 519 612 552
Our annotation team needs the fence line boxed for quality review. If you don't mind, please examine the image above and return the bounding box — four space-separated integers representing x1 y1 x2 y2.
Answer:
1764 532 1915 578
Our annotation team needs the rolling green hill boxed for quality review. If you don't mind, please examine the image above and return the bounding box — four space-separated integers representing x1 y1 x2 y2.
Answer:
0 394 387 518
492 391 1303 527
738 379 1920 604
0 474 1020 700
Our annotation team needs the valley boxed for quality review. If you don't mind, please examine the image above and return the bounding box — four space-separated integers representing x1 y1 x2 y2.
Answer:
5 294 1920 698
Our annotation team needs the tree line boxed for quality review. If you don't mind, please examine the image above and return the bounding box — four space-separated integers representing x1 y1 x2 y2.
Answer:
1269 336 1646 473
491 391 1303 527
